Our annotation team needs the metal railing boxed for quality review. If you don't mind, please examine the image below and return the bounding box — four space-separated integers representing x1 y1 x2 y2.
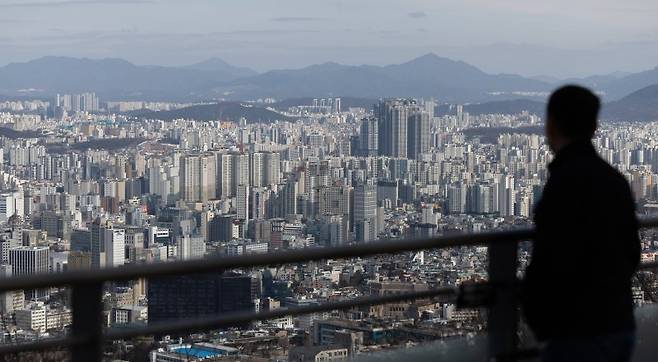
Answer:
1 218 657 361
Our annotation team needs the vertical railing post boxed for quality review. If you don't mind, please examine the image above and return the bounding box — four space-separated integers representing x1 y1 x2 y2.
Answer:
71 282 103 362
488 240 519 361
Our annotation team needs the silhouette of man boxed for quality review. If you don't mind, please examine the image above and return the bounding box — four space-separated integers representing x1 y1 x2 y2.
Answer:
522 85 641 362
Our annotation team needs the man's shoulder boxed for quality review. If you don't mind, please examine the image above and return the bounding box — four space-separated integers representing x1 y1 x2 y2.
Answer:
553 153 628 187
595 156 628 184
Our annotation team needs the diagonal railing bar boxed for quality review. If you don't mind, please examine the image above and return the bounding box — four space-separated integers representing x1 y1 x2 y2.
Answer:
0 336 88 355
0 286 459 356
106 285 459 340
0 228 536 293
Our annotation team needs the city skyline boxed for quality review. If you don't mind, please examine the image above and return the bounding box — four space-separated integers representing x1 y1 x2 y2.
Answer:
1 2 658 360
0 89 657 360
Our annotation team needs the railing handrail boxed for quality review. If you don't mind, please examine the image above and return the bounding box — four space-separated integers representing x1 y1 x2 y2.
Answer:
3 216 657 293
106 285 459 340
0 286 460 356
0 216 656 360
0 227 536 292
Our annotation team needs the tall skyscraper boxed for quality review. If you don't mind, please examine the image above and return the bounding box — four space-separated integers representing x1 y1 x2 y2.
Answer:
333 97 341 113
90 217 105 269
0 193 15 223
424 98 436 117
448 183 468 214
218 153 249 198
318 185 351 218
250 152 280 188
104 228 126 268
180 154 216 203
251 187 271 220
250 152 265 187
359 118 378 157
407 111 431 160
57 92 99 112
376 99 429 159
264 152 281 186
9 246 49 299
354 183 377 242
382 102 409 158
236 185 250 221
8 246 49 276
177 235 205 261
279 179 299 217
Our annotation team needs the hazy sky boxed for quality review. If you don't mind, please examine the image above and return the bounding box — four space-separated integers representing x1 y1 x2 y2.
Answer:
1 0 658 78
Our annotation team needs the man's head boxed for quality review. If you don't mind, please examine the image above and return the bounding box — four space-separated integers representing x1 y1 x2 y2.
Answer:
545 85 600 153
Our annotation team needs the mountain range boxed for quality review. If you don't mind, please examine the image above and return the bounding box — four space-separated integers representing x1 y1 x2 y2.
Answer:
0 56 256 101
1 54 658 119
604 84 658 121
215 54 549 102
435 84 658 122
182 57 257 78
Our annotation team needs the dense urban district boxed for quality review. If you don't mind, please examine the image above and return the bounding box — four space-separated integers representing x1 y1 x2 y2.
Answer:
0 95 656 361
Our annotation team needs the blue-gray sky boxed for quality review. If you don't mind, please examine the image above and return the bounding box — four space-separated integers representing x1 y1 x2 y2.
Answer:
1 0 658 78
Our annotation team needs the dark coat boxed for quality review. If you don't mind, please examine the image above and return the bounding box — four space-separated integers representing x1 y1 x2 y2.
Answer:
522 141 640 341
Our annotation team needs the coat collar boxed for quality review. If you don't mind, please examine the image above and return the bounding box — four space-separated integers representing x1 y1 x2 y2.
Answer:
548 140 596 173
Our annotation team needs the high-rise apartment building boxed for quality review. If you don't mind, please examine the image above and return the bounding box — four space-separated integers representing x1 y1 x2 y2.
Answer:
407 111 431 160
317 186 351 218
104 228 126 268
56 92 99 112
251 187 271 220
90 217 105 269
177 235 205 261
354 183 377 242
359 118 378 157
180 154 216 203
376 99 430 159
250 152 280 187
218 153 249 198
236 184 250 221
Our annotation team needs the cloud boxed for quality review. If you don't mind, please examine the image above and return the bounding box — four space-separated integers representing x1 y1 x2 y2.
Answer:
18 29 322 45
0 0 152 7
408 11 427 19
271 17 325 22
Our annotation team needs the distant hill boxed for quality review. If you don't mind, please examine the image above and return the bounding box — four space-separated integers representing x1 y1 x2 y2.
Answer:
437 99 546 116
47 138 147 153
3 54 658 104
462 126 544 143
181 58 257 78
558 71 629 89
433 84 658 122
557 69 658 100
602 85 658 121
216 53 551 102
599 68 658 100
0 56 257 100
0 127 41 139
134 102 291 123
273 97 377 111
